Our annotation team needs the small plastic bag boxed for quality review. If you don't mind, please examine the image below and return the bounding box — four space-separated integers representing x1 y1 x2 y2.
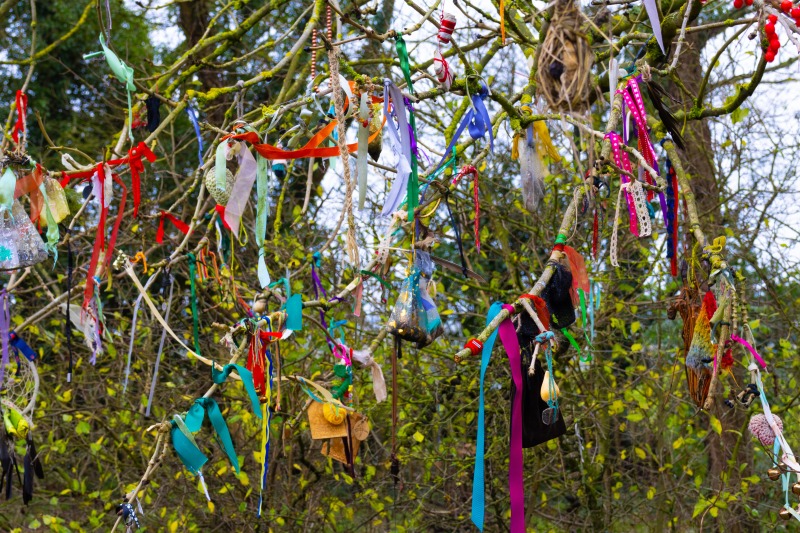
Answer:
387 253 444 349
0 200 48 270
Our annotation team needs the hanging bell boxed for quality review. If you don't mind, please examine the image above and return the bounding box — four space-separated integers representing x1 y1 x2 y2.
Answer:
780 507 793 520
768 467 782 481
0 200 48 270
273 159 288 179
433 50 455 91
438 12 456 44
540 370 561 402
792 482 800 496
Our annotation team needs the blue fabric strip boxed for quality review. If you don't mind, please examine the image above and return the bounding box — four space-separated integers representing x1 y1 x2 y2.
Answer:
471 301 504 531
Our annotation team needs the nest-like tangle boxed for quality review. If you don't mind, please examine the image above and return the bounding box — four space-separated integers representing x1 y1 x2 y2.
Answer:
536 0 593 112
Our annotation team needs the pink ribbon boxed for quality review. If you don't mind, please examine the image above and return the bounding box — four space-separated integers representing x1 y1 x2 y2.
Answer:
605 132 639 237
730 335 768 369
497 304 525 532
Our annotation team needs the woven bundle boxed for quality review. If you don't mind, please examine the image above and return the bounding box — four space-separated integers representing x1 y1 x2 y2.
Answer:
204 167 235 206
536 0 593 112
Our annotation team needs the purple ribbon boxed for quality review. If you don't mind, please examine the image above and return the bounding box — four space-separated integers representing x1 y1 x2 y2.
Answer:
0 290 9 392
498 304 525 532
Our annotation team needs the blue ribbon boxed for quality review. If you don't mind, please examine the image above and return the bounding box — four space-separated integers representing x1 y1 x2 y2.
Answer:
471 301 504 531
435 83 493 174
9 331 35 361
187 104 204 167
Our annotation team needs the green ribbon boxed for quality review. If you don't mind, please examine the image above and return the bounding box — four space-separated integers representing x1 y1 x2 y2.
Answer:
555 233 567 245
215 142 229 193
187 253 202 355
561 328 582 355
84 34 135 142
38 179 59 263
172 397 241 474
211 363 262 417
360 269 391 289
395 34 419 223
256 138 271 288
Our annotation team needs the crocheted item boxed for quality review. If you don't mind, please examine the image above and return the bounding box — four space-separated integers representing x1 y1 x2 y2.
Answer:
684 291 716 407
748 413 783 447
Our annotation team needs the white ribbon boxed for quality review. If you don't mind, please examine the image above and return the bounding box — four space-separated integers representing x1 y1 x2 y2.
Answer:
352 348 387 403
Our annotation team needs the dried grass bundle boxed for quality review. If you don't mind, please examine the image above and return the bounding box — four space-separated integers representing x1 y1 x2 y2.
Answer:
536 0 593 112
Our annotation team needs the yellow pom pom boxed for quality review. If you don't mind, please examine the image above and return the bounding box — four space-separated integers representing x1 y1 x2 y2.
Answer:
323 403 346 425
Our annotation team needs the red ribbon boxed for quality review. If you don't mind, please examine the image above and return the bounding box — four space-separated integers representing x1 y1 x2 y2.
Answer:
214 204 231 230
127 143 156 218
11 90 27 144
81 165 128 308
452 165 480 252
156 211 190 244
60 142 155 218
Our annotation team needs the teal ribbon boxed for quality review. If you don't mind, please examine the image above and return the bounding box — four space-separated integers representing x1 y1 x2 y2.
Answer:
471 302 504 531
268 277 303 330
212 363 262 418
84 34 135 142
184 397 240 473
329 318 348 344
187 253 202 355
395 34 419 222
171 414 208 475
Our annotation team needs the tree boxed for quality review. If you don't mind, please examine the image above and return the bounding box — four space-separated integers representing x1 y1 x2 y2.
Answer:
0 0 799 530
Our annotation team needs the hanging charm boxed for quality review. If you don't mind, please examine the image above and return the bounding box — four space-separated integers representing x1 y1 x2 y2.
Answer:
433 51 455 91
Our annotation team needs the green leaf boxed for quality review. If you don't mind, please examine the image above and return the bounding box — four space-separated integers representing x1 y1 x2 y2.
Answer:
634 447 646 460
692 498 710 519
412 431 425 443
710 416 722 435
731 107 749 124
76 421 91 435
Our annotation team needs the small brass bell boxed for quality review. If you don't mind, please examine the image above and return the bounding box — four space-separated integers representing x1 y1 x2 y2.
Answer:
779 507 792 520
768 467 782 481
792 482 800 496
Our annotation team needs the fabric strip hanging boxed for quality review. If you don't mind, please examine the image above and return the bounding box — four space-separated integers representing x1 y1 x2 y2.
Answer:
471 302 504 531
